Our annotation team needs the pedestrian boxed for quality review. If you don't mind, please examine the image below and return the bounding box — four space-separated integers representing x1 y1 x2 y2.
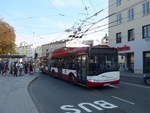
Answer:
15 62 20 77
10 62 14 75
18 62 24 76
13 62 17 77
24 62 28 74
29 62 33 74
2 63 9 76
0 61 3 75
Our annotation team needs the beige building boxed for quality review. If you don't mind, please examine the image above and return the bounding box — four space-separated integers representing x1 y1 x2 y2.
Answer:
35 46 42 58
109 0 150 74
41 39 88 58
16 42 34 61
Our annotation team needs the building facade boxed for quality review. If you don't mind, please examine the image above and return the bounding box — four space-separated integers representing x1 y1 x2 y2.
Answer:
41 41 66 58
16 42 34 61
41 39 88 58
35 46 42 58
109 0 150 74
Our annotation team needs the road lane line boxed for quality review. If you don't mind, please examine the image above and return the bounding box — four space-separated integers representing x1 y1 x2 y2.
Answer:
121 81 150 89
111 96 135 105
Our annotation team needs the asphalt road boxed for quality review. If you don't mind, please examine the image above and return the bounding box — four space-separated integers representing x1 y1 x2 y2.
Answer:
28 73 150 113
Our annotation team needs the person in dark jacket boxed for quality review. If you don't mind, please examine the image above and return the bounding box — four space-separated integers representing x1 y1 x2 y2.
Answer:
0 61 3 74
13 62 18 77
24 62 28 74
29 62 33 74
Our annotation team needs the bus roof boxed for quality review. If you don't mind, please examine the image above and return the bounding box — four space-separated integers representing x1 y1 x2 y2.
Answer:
51 45 112 58
51 47 88 58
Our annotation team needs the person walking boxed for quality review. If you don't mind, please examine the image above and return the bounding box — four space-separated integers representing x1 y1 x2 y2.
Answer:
18 62 24 76
0 61 3 75
2 62 9 76
29 62 33 74
24 62 28 74
9 62 14 75
13 62 18 77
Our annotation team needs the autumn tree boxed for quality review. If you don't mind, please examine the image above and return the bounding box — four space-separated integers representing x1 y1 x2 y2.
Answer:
0 20 16 54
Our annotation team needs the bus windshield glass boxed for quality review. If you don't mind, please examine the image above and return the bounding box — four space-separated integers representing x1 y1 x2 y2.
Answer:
88 54 118 75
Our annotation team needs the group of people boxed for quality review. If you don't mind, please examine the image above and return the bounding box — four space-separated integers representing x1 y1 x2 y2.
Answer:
0 61 36 77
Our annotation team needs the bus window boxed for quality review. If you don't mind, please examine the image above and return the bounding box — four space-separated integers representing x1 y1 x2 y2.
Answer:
88 54 118 75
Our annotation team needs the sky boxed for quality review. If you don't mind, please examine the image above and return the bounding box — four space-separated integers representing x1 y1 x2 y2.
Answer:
0 0 108 46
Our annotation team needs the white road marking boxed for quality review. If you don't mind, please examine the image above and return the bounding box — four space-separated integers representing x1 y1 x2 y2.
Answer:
107 84 119 88
121 81 150 89
60 100 118 113
111 96 135 105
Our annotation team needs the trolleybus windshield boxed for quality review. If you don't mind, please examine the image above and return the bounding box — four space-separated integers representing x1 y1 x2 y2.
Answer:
88 49 118 75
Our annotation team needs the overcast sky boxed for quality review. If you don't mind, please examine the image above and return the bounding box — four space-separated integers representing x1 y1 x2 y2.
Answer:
0 0 108 46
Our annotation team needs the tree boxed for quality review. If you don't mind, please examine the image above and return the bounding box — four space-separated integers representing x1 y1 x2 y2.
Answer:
0 20 16 54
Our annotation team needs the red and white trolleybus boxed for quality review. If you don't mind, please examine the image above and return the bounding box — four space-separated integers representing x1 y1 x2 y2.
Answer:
40 45 120 87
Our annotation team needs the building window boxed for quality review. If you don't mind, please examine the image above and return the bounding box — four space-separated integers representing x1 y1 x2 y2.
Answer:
143 52 150 73
128 8 134 21
143 24 150 39
116 32 122 43
128 29 135 41
116 14 122 24
116 0 121 7
142 1 150 16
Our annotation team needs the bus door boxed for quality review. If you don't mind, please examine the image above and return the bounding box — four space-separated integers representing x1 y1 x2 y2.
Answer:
77 55 87 82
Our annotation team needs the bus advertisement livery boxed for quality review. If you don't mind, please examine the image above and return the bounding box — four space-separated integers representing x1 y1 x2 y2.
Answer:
40 45 120 87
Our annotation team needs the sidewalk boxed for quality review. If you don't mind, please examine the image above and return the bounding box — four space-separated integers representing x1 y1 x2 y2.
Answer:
0 74 40 113
120 71 143 78
120 71 145 85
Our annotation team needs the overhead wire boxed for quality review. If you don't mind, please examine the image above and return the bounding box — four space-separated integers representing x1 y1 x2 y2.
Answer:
74 0 148 38
83 8 148 36
87 0 96 12
82 0 89 16
47 0 66 17
66 0 119 34
73 0 147 34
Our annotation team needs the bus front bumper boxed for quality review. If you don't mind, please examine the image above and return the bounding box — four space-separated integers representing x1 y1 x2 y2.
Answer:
86 80 120 87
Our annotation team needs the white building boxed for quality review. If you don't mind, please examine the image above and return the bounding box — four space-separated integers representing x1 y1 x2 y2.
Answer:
16 42 34 61
35 46 42 58
41 39 88 58
109 0 150 74
41 41 66 58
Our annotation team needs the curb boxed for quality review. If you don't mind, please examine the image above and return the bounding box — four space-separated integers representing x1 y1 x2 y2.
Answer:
27 75 40 90
27 75 42 113
121 75 143 79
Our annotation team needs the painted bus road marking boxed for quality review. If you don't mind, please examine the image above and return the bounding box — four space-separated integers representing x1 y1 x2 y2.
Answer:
78 103 103 112
60 100 118 113
111 96 135 105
